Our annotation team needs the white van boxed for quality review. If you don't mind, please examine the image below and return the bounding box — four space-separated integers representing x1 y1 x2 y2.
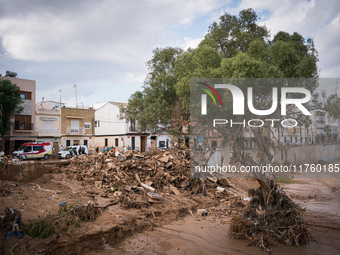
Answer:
12 142 52 160
57 145 88 159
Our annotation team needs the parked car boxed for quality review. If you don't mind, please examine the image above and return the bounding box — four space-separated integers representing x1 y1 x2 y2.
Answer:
12 142 52 160
57 145 88 159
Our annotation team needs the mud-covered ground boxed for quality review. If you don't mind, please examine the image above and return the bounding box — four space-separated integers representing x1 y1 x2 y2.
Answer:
1 158 340 255
88 178 340 255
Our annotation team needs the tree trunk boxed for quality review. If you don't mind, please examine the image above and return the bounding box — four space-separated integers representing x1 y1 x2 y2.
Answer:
307 128 309 145
0 134 5 153
221 143 230 166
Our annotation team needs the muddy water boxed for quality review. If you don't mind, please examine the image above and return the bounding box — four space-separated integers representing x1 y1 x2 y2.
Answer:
88 213 340 255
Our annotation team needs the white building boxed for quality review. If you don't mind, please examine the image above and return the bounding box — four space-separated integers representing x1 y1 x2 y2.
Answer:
35 101 63 153
93 102 172 152
93 102 148 152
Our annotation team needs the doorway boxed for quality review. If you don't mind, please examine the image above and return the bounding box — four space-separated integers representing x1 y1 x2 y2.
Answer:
53 142 59 156
141 136 145 152
131 137 135 150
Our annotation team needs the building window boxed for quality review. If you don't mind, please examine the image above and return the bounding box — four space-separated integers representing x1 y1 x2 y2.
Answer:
18 91 32 100
14 115 32 130
66 140 71 147
130 119 136 131
115 138 118 147
84 122 91 129
212 141 217 148
159 141 165 148
84 140 88 146
71 119 79 133
95 121 100 127
105 138 108 147
43 120 53 132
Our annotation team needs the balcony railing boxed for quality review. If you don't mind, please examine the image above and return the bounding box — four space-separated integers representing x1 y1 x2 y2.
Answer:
14 123 34 131
36 128 61 135
65 127 85 135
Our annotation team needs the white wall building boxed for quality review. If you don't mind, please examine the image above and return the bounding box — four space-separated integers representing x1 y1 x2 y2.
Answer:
94 102 148 152
35 101 63 154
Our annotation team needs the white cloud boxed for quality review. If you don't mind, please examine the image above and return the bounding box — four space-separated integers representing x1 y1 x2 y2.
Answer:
181 37 203 50
118 72 146 84
314 13 340 77
1 0 339 106
0 0 221 63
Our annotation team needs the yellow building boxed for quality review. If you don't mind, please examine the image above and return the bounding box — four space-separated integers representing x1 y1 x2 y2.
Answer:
60 107 95 149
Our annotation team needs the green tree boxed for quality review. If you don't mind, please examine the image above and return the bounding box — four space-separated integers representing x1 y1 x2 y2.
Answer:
270 32 318 78
175 44 223 112
0 79 23 152
120 47 184 140
202 8 269 58
121 8 319 153
325 93 340 120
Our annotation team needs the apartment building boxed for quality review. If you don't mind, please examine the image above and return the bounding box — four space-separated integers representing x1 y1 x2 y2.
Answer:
60 107 95 149
0 75 36 154
35 101 64 154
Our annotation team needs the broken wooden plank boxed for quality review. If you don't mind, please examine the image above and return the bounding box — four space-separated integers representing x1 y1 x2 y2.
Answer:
135 173 141 183
140 183 155 192
169 184 181 195
206 176 217 183
158 156 169 163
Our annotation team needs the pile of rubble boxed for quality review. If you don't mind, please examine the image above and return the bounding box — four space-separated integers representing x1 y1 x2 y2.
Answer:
229 179 311 255
64 149 231 206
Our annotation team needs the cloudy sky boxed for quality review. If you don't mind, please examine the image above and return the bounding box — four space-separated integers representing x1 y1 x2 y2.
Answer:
0 0 339 107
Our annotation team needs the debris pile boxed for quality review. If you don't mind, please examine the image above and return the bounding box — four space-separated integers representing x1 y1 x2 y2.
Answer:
230 179 311 254
65 149 231 205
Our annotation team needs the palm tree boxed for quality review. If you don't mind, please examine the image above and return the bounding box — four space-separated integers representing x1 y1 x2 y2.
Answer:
296 114 304 145
304 117 312 145
323 125 331 143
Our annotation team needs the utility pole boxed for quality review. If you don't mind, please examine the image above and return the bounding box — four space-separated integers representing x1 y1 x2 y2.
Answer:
73 84 78 108
59 89 62 107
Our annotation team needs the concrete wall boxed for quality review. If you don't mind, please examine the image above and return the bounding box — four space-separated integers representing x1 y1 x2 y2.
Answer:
95 135 143 152
273 143 340 164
